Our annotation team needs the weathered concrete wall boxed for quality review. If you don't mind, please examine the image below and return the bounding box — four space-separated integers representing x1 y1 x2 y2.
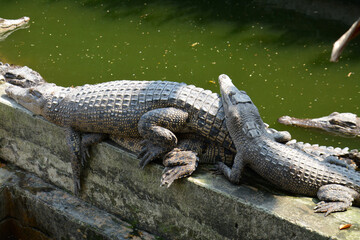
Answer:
0 167 155 240
0 83 359 239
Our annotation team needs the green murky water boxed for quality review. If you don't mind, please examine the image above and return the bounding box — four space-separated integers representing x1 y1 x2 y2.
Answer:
0 0 359 149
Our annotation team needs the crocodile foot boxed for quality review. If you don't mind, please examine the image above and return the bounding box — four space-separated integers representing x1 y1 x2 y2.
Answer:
314 201 351 216
139 140 170 168
211 162 227 175
80 133 108 166
161 148 198 187
314 184 359 216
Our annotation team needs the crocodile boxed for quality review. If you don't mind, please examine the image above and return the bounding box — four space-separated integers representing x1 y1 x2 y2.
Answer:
278 112 360 138
4 80 237 194
2 63 292 193
217 74 360 215
0 16 30 41
330 17 360 62
4 65 360 196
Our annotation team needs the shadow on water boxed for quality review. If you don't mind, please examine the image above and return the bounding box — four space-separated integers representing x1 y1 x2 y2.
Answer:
68 0 360 63
76 0 354 43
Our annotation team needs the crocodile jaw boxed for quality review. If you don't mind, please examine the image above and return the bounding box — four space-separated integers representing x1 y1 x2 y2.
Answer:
0 16 30 32
5 84 46 115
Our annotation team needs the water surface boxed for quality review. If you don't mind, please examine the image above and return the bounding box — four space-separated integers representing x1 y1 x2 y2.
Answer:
0 0 359 149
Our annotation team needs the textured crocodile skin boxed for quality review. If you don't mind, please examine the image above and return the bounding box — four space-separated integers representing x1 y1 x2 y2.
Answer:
5 79 237 194
218 74 360 215
40 80 234 150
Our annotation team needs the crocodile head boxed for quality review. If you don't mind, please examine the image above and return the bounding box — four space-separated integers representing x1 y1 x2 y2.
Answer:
0 16 30 41
5 84 48 115
218 74 266 144
1 64 46 87
278 112 360 137
218 74 253 115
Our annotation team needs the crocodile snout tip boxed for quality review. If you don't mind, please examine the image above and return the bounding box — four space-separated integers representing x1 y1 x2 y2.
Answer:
23 16 30 22
218 74 230 82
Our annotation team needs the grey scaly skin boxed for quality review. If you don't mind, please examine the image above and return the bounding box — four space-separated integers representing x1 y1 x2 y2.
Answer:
2 65 290 193
3 66 359 197
0 16 30 41
4 79 239 194
217 74 360 216
286 140 360 170
278 112 360 138
4 66 359 195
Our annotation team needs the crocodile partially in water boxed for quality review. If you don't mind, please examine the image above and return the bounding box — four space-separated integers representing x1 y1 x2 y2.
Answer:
0 16 30 41
217 74 360 215
278 112 360 138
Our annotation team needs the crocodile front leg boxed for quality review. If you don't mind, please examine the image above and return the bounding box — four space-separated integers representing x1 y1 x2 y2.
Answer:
314 184 360 216
80 133 108 163
66 128 82 195
138 107 189 168
66 128 107 195
216 153 245 184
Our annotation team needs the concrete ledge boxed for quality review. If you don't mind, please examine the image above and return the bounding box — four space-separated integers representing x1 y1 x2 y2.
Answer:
0 83 359 239
0 166 155 240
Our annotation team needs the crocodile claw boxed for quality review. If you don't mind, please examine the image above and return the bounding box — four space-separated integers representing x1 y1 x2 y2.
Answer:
80 147 90 166
73 176 81 196
314 201 351 216
210 162 226 175
139 140 167 168
161 166 190 187
160 149 198 187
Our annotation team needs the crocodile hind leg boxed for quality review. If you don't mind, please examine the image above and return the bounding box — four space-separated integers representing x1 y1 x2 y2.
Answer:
138 107 189 168
161 149 198 187
314 184 360 216
66 128 107 195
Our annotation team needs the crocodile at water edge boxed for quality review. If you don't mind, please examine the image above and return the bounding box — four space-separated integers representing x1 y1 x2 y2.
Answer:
3 64 359 197
1 63 293 194
0 16 30 41
3 79 237 194
278 112 360 138
217 74 360 215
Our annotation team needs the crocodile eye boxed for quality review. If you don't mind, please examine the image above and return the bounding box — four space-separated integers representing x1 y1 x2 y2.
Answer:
29 88 42 98
330 119 356 128
344 121 356 128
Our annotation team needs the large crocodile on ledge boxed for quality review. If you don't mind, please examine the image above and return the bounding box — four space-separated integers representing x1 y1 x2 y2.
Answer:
3 64 360 198
0 16 30 41
278 112 360 138
217 74 360 216
4 66 266 194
